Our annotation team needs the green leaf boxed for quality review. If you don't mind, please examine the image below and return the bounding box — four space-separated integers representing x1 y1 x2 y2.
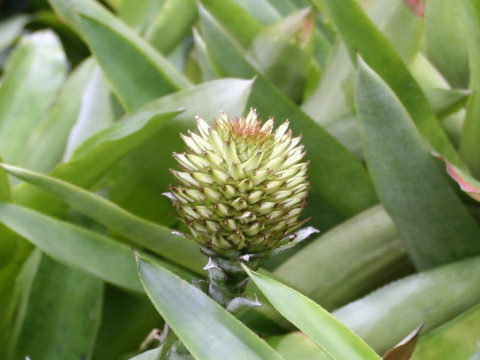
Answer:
425 88 472 119
49 0 192 110
20 58 96 174
145 0 198 55
13 108 181 216
0 202 143 292
0 15 30 52
127 348 162 360
1 163 205 274
333 256 480 354
246 7 314 103
273 205 411 310
137 254 285 360
11 254 103 360
0 30 67 166
410 304 480 359
199 0 264 47
322 0 464 168
245 267 382 360
109 78 253 225
424 2 469 88
64 65 116 158
93 285 162 360
356 58 480 270
268 332 327 360
199 5 378 217
78 13 190 111
460 0 480 177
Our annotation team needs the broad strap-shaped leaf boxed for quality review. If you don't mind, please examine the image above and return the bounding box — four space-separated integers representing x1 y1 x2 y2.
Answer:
10 254 103 360
333 256 480 354
356 58 480 270
273 205 410 310
1 163 205 274
0 202 143 292
245 267 382 360
460 0 480 177
0 30 67 166
136 254 285 360
49 0 191 111
410 304 480 359
322 0 464 169
199 5 378 217
13 108 181 216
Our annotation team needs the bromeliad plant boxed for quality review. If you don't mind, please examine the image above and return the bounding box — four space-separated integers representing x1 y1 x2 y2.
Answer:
1 0 480 360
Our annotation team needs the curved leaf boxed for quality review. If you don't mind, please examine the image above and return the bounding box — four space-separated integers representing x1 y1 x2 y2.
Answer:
333 256 480 354
322 0 464 168
0 30 67 166
1 163 204 274
137 254 285 360
356 57 480 269
13 108 181 216
0 202 143 292
245 267 382 360
274 205 411 310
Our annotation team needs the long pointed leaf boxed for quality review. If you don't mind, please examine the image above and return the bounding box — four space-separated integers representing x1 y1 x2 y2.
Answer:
0 202 143 292
322 0 464 168
245 268 382 360
356 58 480 269
1 163 204 274
333 256 480 354
137 254 285 360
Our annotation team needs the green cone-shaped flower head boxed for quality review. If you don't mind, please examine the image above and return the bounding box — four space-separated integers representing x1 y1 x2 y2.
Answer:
169 109 309 256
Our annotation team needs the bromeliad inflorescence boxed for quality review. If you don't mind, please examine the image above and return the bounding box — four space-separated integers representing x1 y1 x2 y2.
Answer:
166 109 316 308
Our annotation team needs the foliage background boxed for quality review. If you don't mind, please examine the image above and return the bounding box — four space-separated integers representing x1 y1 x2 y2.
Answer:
0 0 479 359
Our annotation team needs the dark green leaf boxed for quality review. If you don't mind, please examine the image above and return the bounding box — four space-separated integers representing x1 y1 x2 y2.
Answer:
356 58 480 269
11 254 103 360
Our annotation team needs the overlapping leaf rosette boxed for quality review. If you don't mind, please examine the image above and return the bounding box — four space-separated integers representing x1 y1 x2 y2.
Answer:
166 109 317 308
